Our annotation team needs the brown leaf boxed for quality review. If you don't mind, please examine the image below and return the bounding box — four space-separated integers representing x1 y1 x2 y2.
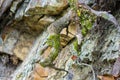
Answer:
97 74 115 80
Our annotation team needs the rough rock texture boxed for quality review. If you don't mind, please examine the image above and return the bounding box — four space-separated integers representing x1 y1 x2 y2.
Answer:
0 62 15 80
46 10 120 80
0 0 120 80
15 0 68 19
0 54 20 80
25 0 68 15
0 0 68 58
46 45 94 80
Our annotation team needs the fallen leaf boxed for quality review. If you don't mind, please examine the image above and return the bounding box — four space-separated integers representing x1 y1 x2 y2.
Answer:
97 74 115 80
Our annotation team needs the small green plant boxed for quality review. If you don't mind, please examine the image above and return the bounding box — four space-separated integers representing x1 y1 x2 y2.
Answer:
69 0 96 36
78 6 96 36
69 0 96 56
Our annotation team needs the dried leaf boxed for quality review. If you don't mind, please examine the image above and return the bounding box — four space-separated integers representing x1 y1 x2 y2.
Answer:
97 74 115 80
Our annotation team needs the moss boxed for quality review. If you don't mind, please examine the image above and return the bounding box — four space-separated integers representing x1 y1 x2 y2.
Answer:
40 58 53 67
69 0 96 36
47 34 60 49
47 34 60 60
40 34 60 67
78 7 96 36
73 40 79 53
49 49 59 61
68 2 97 58
73 39 85 56
68 0 77 10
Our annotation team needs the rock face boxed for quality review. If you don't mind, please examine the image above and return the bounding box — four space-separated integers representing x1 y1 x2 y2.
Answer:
0 62 15 80
25 0 68 15
0 0 120 80
0 54 20 80
45 11 120 80
0 0 68 60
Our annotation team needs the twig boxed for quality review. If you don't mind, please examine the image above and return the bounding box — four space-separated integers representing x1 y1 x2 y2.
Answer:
77 63 96 80
49 65 69 74
48 65 69 78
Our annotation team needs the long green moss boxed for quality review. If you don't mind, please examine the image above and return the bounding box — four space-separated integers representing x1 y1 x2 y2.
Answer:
40 34 60 67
